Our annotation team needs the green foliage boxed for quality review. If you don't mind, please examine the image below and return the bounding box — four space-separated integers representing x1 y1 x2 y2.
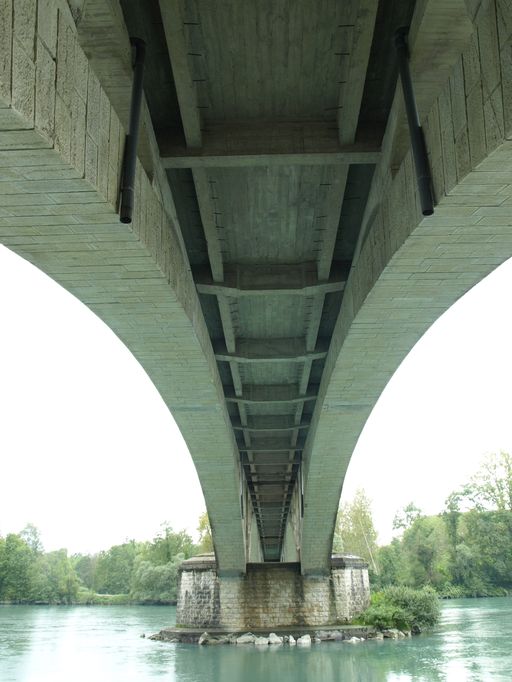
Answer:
333 489 378 571
0 521 200 605
361 586 440 631
197 512 213 553
130 554 183 604
93 541 140 594
374 455 512 598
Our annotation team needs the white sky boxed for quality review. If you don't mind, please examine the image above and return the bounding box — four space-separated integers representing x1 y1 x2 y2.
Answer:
1 244 511 552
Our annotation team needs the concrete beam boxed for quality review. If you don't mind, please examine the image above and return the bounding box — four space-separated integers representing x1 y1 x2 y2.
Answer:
213 337 329 364
192 168 224 282
159 122 380 168
225 385 318 405
195 262 348 298
159 0 202 147
239 439 305 452
337 0 379 146
232 417 310 432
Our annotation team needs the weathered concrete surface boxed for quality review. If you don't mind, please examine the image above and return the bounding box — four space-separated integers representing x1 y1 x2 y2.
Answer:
301 0 512 574
0 0 245 574
176 554 370 630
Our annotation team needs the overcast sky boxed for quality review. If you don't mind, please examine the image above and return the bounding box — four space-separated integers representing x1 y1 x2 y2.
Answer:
1 244 511 553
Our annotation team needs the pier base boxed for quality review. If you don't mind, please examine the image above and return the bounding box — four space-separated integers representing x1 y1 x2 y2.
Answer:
176 555 370 629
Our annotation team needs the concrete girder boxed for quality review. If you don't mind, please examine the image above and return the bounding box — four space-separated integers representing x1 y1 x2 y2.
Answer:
213 337 329 364
159 122 381 168
225 385 318 405
195 262 348 298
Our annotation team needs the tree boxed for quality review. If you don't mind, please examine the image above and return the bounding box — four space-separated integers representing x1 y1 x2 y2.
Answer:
393 503 423 532
333 489 378 572
130 554 183 604
144 525 195 565
94 541 139 594
197 512 213 553
19 524 44 554
461 452 512 512
0 533 34 601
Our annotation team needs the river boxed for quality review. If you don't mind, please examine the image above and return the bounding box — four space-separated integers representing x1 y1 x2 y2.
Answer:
0 598 510 681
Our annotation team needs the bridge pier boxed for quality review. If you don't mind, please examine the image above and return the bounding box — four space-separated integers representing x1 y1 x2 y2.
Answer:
176 555 370 630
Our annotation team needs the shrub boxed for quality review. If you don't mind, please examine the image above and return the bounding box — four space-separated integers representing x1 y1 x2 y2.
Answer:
360 586 440 631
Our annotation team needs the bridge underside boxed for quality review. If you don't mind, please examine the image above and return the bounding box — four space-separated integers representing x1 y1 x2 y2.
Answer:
2 0 512 575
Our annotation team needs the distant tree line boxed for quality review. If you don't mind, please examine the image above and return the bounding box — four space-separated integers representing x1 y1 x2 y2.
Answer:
335 452 512 598
0 513 212 605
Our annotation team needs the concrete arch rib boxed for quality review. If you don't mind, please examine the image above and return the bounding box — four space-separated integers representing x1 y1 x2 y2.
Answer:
301 1 512 575
0 2 244 575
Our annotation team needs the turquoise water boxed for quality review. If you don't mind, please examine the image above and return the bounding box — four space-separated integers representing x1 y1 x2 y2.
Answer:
0 598 511 681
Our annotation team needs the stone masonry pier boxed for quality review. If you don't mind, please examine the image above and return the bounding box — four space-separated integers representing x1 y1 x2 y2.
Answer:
176 555 370 630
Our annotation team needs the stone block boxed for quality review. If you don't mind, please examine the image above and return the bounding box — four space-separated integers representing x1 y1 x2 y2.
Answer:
37 0 58 57
450 57 467 138
12 38 35 125
70 89 86 176
56 12 75 109
86 68 101 145
484 86 505 152
500 43 512 138
85 133 98 188
54 94 71 164
455 129 472 181
496 0 512 46
463 31 481 94
13 0 36 61
438 83 457 193
477 3 502 99
466 84 487 167
35 39 56 143
0 0 12 107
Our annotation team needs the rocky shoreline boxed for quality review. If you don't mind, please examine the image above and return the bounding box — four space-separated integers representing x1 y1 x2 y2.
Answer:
149 626 412 646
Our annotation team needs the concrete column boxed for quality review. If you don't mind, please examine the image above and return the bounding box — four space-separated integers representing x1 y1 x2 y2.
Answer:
176 555 370 630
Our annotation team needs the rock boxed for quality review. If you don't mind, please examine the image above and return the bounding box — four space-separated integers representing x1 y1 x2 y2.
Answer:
236 633 256 645
315 629 343 641
198 632 209 645
382 628 403 639
369 631 384 640
411 624 421 635
140 633 145 639
282 635 289 644
255 636 269 646
314 636 322 643
288 635 296 646
346 636 362 643
268 633 283 645
296 634 312 646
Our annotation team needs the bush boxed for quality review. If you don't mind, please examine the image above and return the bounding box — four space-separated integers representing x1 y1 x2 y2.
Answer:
360 586 440 631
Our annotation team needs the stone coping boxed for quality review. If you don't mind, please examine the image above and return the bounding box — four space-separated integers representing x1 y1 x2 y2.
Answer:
178 555 368 572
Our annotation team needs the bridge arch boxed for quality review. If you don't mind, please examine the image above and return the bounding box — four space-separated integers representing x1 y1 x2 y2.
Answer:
301 1 512 572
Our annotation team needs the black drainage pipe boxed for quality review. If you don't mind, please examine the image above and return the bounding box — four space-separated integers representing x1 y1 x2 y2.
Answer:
394 28 434 217
119 37 146 224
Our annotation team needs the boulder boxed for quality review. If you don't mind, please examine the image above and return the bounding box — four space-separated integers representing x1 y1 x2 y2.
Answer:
236 633 256 645
288 635 296 646
297 634 312 646
198 632 209 645
255 636 269 646
268 633 283 645
382 629 404 639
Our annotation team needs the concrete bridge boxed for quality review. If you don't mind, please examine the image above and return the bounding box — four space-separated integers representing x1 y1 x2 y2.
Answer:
2 0 512 622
